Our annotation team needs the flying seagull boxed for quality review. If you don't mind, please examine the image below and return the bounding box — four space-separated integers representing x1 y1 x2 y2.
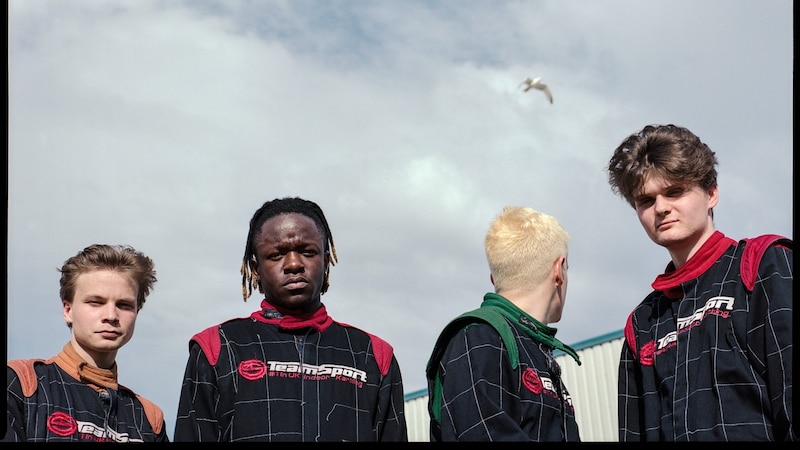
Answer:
518 76 553 104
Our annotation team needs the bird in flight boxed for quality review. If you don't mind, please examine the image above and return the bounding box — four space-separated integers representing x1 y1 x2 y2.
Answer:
518 76 553 104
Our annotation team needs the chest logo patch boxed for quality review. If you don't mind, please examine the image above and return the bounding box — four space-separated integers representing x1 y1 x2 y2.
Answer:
238 359 268 380
47 411 78 437
522 367 543 394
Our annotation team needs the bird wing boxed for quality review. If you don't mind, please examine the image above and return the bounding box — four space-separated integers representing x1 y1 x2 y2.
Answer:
542 86 553 104
519 77 553 103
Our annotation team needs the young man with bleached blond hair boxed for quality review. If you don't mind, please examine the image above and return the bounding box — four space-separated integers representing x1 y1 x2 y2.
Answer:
427 206 581 441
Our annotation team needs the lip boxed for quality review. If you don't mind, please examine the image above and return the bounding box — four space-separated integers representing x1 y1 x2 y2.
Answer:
97 330 121 338
284 277 308 290
657 219 677 230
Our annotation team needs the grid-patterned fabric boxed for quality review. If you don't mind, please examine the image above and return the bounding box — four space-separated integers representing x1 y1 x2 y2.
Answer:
4 361 168 442
174 317 407 441
428 319 581 441
619 234 794 441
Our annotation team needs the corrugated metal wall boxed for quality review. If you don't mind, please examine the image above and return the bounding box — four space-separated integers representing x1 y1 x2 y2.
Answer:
555 331 624 441
403 390 432 442
403 330 624 442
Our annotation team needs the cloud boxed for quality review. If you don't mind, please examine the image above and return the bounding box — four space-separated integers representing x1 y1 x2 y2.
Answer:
8 0 793 440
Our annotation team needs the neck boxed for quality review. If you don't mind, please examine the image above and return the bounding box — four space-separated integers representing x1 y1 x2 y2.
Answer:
70 337 116 369
482 293 580 365
51 342 119 391
496 284 557 325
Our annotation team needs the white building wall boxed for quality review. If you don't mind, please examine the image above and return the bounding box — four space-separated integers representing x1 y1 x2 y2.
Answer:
555 333 624 441
403 330 624 442
403 393 431 442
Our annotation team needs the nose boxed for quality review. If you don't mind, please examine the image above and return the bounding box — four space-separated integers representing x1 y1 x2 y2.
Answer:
102 303 120 323
283 251 304 272
654 195 671 216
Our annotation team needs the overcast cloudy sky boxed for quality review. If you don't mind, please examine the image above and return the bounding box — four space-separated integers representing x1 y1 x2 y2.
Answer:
7 0 793 440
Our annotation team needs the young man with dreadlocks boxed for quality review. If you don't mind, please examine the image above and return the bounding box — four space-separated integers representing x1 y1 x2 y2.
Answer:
174 196 408 442
5 244 167 442
607 124 793 441
426 206 582 441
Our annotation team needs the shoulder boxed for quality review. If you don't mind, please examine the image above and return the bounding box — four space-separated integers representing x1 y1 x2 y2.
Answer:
427 309 519 378
7 359 48 397
444 307 513 335
134 394 166 435
437 320 517 370
188 321 232 366
332 321 391 347
188 317 255 363
450 319 507 340
738 234 792 260
112 386 166 436
437 313 515 357
332 321 396 377
737 234 793 291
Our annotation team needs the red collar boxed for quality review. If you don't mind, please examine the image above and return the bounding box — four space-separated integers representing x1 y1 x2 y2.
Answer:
250 299 333 332
652 231 736 299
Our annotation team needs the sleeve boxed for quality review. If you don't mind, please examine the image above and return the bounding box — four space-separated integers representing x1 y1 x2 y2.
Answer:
3 367 26 442
375 355 409 441
617 339 644 442
434 323 528 441
746 244 793 440
173 341 222 442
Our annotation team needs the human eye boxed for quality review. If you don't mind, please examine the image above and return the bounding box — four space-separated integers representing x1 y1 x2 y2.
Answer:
666 186 686 197
634 196 654 208
260 249 282 261
118 301 137 311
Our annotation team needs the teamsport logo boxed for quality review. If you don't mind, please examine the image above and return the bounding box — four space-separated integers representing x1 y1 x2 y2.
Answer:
238 359 268 380
237 359 367 388
47 412 77 437
646 296 736 360
522 367 543 394
46 412 143 442
521 368 574 408
675 296 734 331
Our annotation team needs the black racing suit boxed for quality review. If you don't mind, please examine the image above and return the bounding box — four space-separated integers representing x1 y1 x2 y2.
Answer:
619 231 794 441
427 293 582 441
174 300 407 441
4 342 168 442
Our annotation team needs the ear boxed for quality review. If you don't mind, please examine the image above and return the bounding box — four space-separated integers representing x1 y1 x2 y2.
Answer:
707 185 719 209
552 256 566 287
489 274 495 286
62 300 73 326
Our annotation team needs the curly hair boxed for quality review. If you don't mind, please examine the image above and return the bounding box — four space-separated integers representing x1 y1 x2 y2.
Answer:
607 124 718 208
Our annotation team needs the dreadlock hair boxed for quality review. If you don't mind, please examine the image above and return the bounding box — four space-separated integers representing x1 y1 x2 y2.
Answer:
240 197 338 302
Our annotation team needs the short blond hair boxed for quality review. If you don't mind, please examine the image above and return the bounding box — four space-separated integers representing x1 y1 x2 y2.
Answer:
484 206 569 292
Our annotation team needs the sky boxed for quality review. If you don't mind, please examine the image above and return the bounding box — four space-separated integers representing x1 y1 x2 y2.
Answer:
7 0 793 440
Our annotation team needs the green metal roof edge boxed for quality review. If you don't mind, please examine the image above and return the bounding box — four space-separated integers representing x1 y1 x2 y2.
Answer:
554 328 624 356
404 329 624 401
405 387 428 402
